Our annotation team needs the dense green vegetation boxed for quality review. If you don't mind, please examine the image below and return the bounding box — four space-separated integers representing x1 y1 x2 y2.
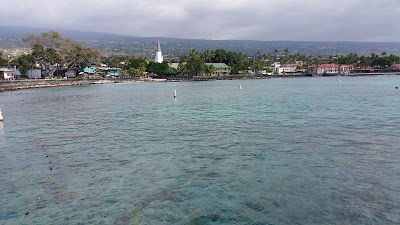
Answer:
172 49 400 76
336 52 400 68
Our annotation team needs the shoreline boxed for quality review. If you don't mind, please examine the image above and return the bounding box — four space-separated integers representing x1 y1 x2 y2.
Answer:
0 79 126 92
1 73 399 92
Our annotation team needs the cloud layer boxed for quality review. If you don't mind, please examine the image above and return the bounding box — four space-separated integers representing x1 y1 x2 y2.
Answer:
2 0 399 41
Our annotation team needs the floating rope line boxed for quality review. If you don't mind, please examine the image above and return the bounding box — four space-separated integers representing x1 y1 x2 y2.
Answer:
19 151 54 225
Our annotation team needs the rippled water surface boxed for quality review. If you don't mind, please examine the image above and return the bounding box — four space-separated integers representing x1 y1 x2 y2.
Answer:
1 76 400 224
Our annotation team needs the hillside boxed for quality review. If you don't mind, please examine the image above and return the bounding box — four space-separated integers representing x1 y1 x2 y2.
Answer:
1 26 399 59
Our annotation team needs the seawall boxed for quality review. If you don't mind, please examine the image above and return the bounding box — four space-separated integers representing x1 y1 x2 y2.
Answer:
0 79 123 92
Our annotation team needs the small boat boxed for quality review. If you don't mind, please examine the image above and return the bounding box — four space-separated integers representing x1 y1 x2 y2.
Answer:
0 108 3 121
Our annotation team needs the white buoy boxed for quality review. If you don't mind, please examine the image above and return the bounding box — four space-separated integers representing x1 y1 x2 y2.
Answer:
0 108 3 121
173 90 177 98
239 85 242 90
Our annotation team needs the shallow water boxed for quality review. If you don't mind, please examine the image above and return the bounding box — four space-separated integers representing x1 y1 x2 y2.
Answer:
1 76 400 224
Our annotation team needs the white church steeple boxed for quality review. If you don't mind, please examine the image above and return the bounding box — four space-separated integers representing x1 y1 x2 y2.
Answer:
154 40 163 63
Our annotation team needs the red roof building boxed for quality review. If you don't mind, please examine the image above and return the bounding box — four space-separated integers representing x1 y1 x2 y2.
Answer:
390 64 400 69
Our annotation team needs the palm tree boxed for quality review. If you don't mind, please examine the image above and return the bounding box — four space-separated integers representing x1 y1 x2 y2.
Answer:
187 49 204 77
284 48 290 64
234 52 246 74
178 54 189 76
204 64 215 76
274 48 279 61
202 50 215 63
263 53 273 63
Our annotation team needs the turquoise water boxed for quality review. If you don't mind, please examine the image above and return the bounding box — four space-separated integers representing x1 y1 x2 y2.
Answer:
1 76 400 224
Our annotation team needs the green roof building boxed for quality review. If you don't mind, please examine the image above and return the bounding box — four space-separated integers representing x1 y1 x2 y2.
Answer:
204 63 231 76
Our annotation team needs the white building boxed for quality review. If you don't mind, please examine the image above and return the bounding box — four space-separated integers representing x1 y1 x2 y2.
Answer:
273 62 281 74
154 40 163 63
309 64 354 75
0 67 15 80
275 63 303 75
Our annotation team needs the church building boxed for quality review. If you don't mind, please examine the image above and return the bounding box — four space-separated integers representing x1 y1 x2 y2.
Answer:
154 40 163 63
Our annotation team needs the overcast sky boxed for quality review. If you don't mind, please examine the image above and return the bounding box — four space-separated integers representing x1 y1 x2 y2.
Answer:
1 0 399 42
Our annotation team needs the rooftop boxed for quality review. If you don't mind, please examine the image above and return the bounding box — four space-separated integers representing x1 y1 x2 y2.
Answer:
205 63 231 69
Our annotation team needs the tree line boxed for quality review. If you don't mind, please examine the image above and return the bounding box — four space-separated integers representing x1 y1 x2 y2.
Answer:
102 48 400 77
2 31 399 78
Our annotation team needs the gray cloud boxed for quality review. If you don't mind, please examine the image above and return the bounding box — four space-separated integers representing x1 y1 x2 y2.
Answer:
1 0 399 41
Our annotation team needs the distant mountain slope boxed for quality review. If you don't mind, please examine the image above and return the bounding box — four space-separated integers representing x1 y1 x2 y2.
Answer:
1 25 399 58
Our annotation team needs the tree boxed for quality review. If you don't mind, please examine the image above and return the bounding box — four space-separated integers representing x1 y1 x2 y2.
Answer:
0 52 8 67
16 54 35 76
388 54 400 65
146 61 170 76
230 52 246 74
204 64 215 76
178 54 189 75
29 44 64 77
179 49 205 77
372 57 392 68
129 68 145 77
274 48 279 61
127 56 147 73
65 43 100 70
21 31 99 77
263 53 273 63
249 54 265 75
164 67 177 76
202 50 215 63
213 49 228 63
281 48 290 64
255 59 265 75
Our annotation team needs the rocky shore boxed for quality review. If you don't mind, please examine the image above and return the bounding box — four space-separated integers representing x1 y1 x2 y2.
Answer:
0 79 128 92
0 77 176 92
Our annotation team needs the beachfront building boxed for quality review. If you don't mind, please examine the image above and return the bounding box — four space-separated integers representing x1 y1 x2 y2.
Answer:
154 40 163 63
309 64 355 75
15 69 41 79
104 68 120 78
0 67 15 80
98 65 120 78
339 64 354 75
204 63 231 76
277 63 304 75
390 64 400 72
351 65 374 73
309 64 340 75
78 67 96 78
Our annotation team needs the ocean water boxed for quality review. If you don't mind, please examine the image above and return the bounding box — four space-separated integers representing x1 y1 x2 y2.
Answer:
1 76 400 225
